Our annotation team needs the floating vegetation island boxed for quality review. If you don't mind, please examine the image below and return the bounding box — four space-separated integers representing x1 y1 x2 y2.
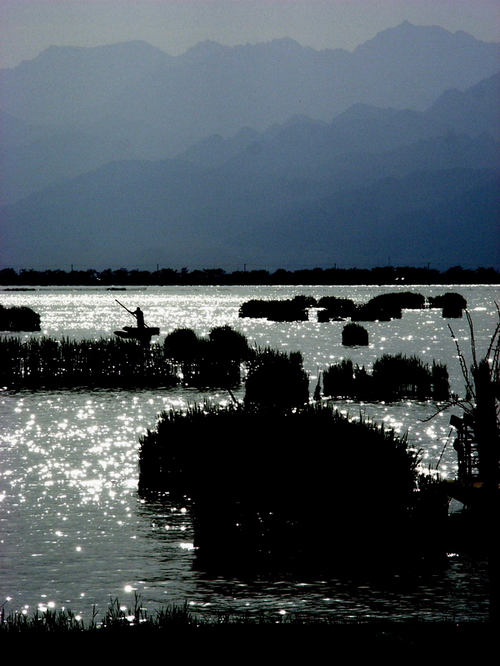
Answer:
323 354 450 401
239 291 467 322
0 304 41 331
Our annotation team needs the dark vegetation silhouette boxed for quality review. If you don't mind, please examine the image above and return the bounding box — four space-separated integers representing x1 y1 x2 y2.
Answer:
351 291 426 321
342 322 369 346
318 296 356 321
1 595 495 656
421 308 500 621
0 337 178 389
322 354 450 401
0 304 40 331
137 348 453 576
164 325 251 388
0 326 251 390
138 402 428 575
243 348 309 410
240 291 466 322
239 296 310 321
428 292 468 318
1 266 498 287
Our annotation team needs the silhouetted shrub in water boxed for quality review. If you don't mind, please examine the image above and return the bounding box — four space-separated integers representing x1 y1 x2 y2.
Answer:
351 292 425 321
322 359 357 399
239 297 309 321
431 360 451 401
322 354 449 401
163 327 201 362
163 325 250 388
138 403 421 574
429 292 467 318
1 327 251 390
0 304 41 331
244 348 309 410
208 325 251 362
317 296 355 320
342 322 369 346
372 353 431 401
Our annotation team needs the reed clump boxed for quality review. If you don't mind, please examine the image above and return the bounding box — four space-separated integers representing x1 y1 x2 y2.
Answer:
244 347 310 410
342 322 369 346
0 304 41 331
163 325 251 388
351 292 425 322
2 598 492 654
239 296 312 321
0 336 178 389
322 353 449 401
317 296 356 321
429 292 467 318
0 326 251 390
138 402 421 573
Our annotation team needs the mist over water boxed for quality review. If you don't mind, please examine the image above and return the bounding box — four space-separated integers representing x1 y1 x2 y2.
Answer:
0 284 497 620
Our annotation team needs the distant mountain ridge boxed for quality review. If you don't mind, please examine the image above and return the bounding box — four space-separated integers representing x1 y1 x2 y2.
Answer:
2 70 498 271
1 23 499 270
2 22 499 140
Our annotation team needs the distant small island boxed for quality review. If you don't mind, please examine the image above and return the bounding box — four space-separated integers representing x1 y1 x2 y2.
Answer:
0 265 498 287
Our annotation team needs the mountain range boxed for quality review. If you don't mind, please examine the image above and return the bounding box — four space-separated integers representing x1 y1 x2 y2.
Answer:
1 23 499 270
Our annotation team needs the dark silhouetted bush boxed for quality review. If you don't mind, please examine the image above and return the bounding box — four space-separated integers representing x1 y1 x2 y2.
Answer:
0 336 177 389
342 322 369 346
429 292 467 318
164 325 250 388
244 348 309 410
239 297 309 321
0 304 41 331
138 403 422 574
317 296 355 320
323 354 449 401
351 292 424 321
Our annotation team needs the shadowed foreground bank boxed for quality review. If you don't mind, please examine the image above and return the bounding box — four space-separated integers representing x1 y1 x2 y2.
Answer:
0 601 494 656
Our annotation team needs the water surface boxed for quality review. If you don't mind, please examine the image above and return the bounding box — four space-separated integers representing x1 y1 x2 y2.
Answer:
0 284 497 621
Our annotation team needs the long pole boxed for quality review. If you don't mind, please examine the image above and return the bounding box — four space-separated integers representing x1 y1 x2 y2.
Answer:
115 299 150 329
115 299 133 315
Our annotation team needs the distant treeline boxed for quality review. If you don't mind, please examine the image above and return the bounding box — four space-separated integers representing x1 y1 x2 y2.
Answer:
1 265 499 286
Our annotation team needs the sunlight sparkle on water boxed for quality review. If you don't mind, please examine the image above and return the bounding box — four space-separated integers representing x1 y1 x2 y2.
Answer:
1 285 495 622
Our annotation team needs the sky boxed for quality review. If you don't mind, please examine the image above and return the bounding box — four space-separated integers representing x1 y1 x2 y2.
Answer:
1 0 499 69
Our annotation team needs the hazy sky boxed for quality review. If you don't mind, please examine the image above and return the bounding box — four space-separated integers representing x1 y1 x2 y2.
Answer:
1 0 499 69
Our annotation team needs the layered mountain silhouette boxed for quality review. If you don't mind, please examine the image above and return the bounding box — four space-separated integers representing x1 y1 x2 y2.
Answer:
1 23 499 269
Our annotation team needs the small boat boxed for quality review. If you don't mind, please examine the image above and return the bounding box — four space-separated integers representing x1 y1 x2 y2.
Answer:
114 299 159 341
114 325 160 340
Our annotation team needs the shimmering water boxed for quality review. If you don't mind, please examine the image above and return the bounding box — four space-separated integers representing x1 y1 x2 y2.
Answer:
0 284 497 621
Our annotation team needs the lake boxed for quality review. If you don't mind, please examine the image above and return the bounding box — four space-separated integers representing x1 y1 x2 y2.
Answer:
0 284 497 621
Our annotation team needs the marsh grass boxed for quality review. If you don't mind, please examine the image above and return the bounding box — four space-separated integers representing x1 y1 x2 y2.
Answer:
0 304 41 332
0 326 251 389
244 347 310 409
138 401 428 574
323 353 449 401
0 336 178 389
429 292 467 318
342 322 369 346
351 292 425 321
163 325 251 388
2 596 492 655
239 296 311 321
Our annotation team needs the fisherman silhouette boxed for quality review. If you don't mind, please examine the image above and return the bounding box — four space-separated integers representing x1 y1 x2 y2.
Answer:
134 307 145 329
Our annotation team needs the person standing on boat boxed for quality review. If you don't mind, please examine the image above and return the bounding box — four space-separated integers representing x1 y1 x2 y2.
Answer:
134 307 145 329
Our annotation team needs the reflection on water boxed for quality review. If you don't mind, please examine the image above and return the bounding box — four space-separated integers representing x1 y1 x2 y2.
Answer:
0 285 497 621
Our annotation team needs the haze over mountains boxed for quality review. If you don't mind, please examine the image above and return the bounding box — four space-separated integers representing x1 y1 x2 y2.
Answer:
1 22 499 270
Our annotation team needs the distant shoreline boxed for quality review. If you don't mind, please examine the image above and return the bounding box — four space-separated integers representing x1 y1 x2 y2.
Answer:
1 265 499 287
